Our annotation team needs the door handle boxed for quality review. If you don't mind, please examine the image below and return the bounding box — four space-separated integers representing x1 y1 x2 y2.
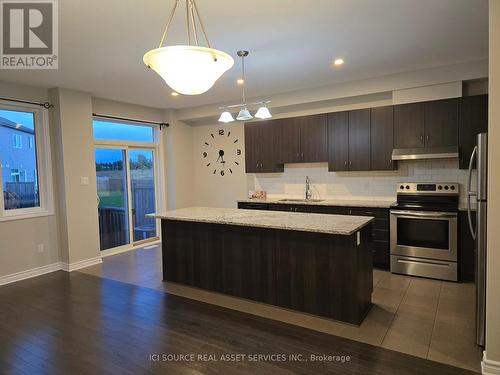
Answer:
390 210 457 219
467 146 478 240
420 135 424 143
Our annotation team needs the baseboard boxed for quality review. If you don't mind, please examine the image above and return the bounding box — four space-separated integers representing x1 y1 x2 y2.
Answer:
0 262 62 286
483 351 500 374
61 256 102 272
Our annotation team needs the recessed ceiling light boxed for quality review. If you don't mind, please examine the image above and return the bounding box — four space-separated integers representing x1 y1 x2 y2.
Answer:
237 78 245 85
334 58 344 66
171 91 179 96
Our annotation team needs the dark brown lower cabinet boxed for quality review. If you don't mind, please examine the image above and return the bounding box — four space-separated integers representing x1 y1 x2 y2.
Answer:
162 219 373 325
238 202 391 270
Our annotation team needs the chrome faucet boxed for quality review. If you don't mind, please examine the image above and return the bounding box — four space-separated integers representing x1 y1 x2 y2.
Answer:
305 176 312 200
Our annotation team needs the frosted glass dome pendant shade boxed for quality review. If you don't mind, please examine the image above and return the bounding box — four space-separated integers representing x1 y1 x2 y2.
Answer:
143 0 233 95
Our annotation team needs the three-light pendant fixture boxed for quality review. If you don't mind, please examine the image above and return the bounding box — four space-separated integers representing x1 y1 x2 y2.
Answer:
218 50 272 123
143 0 234 95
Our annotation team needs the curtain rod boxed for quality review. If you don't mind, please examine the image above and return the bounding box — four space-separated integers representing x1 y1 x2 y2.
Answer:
92 113 169 129
0 96 54 109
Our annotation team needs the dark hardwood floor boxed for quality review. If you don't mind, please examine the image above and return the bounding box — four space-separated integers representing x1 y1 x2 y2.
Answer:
0 271 477 375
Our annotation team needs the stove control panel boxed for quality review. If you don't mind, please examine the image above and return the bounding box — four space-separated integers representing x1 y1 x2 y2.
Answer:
397 182 459 195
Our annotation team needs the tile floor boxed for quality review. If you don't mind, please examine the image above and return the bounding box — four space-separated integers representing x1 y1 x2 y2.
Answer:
79 245 482 373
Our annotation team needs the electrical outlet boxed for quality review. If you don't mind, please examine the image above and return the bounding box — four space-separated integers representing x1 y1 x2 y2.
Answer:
37 244 44 253
80 176 89 185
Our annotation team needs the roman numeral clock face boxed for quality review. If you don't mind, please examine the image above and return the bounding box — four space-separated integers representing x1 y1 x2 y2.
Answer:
203 129 242 176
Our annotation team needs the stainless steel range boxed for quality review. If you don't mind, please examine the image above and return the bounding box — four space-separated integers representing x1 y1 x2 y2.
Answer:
390 182 459 281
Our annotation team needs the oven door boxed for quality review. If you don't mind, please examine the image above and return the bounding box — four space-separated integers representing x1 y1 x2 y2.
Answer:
390 210 457 261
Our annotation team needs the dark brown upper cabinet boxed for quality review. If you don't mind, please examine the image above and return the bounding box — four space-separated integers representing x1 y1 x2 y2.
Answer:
348 109 371 171
327 111 349 171
394 102 425 148
327 109 370 171
279 114 327 163
244 121 284 173
370 106 395 171
424 98 459 147
459 94 488 169
394 98 459 149
279 117 302 163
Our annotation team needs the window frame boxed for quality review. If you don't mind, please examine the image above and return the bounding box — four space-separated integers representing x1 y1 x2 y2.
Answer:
0 100 54 221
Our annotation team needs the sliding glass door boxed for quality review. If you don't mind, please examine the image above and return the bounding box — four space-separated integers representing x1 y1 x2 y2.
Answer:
95 147 158 251
129 149 157 243
96 148 130 250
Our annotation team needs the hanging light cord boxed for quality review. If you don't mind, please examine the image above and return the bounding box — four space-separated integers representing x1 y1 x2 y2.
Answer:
158 0 211 49
241 54 246 104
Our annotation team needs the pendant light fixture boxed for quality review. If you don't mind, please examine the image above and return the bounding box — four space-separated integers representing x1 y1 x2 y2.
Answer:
143 0 234 95
218 50 272 123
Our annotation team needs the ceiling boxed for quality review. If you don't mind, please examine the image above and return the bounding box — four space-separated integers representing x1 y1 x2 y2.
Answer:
0 0 488 110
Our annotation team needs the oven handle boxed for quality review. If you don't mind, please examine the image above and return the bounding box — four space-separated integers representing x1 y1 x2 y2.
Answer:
390 210 457 219
395 258 450 268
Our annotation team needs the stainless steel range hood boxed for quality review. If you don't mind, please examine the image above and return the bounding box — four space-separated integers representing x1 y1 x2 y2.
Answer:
391 146 459 161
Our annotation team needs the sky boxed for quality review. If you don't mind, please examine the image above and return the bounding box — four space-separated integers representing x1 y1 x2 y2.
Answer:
93 120 153 142
95 149 153 164
0 109 35 130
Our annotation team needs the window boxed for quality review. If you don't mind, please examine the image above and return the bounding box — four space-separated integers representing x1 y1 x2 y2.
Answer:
10 168 26 182
93 118 161 252
93 120 154 143
12 134 22 148
0 104 53 219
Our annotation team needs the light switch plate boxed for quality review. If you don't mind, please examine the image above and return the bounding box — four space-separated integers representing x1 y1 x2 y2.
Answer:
80 177 89 185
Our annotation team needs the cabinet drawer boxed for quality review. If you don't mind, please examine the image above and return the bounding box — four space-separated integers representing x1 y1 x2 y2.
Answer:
238 202 268 210
348 207 389 219
372 229 389 241
371 217 388 228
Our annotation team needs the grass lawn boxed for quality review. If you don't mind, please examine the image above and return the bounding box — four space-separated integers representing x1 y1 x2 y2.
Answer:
98 191 125 208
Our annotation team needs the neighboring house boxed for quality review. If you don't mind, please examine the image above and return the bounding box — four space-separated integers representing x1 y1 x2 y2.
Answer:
0 116 38 208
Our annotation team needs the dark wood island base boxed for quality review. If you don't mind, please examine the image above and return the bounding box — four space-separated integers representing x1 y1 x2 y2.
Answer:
161 219 373 325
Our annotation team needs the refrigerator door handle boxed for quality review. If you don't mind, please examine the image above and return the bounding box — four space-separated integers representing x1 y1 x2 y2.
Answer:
467 146 478 240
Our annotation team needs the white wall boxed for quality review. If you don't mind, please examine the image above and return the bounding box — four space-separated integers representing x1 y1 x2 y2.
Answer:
484 0 500 371
0 81 61 277
0 81 195 279
192 122 247 208
188 81 479 208
50 88 100 264
163 112 194 209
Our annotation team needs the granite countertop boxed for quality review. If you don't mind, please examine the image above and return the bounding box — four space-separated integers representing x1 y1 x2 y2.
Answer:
152 207 374 236
237 198 395 208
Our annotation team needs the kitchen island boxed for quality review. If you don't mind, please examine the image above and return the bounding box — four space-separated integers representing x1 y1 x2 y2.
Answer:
154 207 374 325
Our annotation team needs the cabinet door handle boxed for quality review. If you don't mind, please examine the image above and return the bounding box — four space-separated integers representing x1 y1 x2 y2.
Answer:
420 135 424 143
344 161 347 166
426 135 430 142
301 152 304 159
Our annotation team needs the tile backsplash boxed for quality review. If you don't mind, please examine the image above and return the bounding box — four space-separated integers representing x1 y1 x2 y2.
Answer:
249 160 475 205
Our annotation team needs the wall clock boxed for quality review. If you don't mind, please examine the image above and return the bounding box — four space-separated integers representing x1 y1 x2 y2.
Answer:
202 128 242 176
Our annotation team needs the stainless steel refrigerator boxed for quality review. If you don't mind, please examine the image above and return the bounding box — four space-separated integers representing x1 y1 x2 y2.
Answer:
467 132 488 347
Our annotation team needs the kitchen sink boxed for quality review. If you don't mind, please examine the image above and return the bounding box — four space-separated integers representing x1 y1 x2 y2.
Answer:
278 199 324 203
